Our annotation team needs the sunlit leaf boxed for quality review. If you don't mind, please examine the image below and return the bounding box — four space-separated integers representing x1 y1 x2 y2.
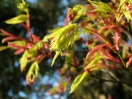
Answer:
50 27 77 51
126 55 132 67
72 5 87 21
8 41 26 47
85 56 104 69
17 0 28 13
51 51 60 66
5 14 28 24
27 41 43 58
43 24 76 42
19 51 28 71
88 0 114 13
69 72 89 93
123 11 132 22
26 61 39 85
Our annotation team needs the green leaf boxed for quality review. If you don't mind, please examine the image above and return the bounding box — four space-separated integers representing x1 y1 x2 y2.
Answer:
5 14 28 24
43 24 77 66
72 5 87 21
85 56 104 69
88 0 114 13
19 51 28 71
117 0 132 22
0 46 10 51
43 24 76 42
51 51 60 66
60 27 77 47
70 56 104 93
70 72 89 93
48 27 62 33
28 61 39 77
65 53 72 64
17 0 28 13
9 41 26 47
123 11 132 22
25 41 43 59
118 0 132 11
50 26 77 51
43 24 76 51
26 61 39 84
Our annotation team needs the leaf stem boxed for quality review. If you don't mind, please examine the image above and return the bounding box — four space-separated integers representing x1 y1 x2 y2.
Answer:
26 10 30 29
117 52 126 66
90 72 132 91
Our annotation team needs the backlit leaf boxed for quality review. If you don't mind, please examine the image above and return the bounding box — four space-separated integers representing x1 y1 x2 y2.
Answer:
51 51 60 66
43 24 76 42
5 14 28 24
85 56 104 69
50 27 77 51
69 72 89 93
17 0 28 13
88 0 114 13
19 51 28 71
26 61 39 85
72 5 87 21
123 11 132 22
8 41 26 47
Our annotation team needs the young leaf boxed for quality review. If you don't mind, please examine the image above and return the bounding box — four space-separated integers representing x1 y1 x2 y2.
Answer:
123 11 132 22
117 0 132 22
43 24 76 42
5 14 28 24
8 41 26 47
100 47 120 63
85 56 104 69
69 72 89 93
19 51 28 71
86 44 107 59
30 34 40 43
2 36 20 43
51 51 60 66
26 61 39 85
126 55 132 67
72 5 87 21
87 62 119 71
50 27 77 51
14 48 25 55
88 0 114 13
17 0 28 13
0 46 10 51
0 29 13 36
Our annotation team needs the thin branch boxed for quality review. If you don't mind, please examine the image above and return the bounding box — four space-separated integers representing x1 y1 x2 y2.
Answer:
90 74 132 91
